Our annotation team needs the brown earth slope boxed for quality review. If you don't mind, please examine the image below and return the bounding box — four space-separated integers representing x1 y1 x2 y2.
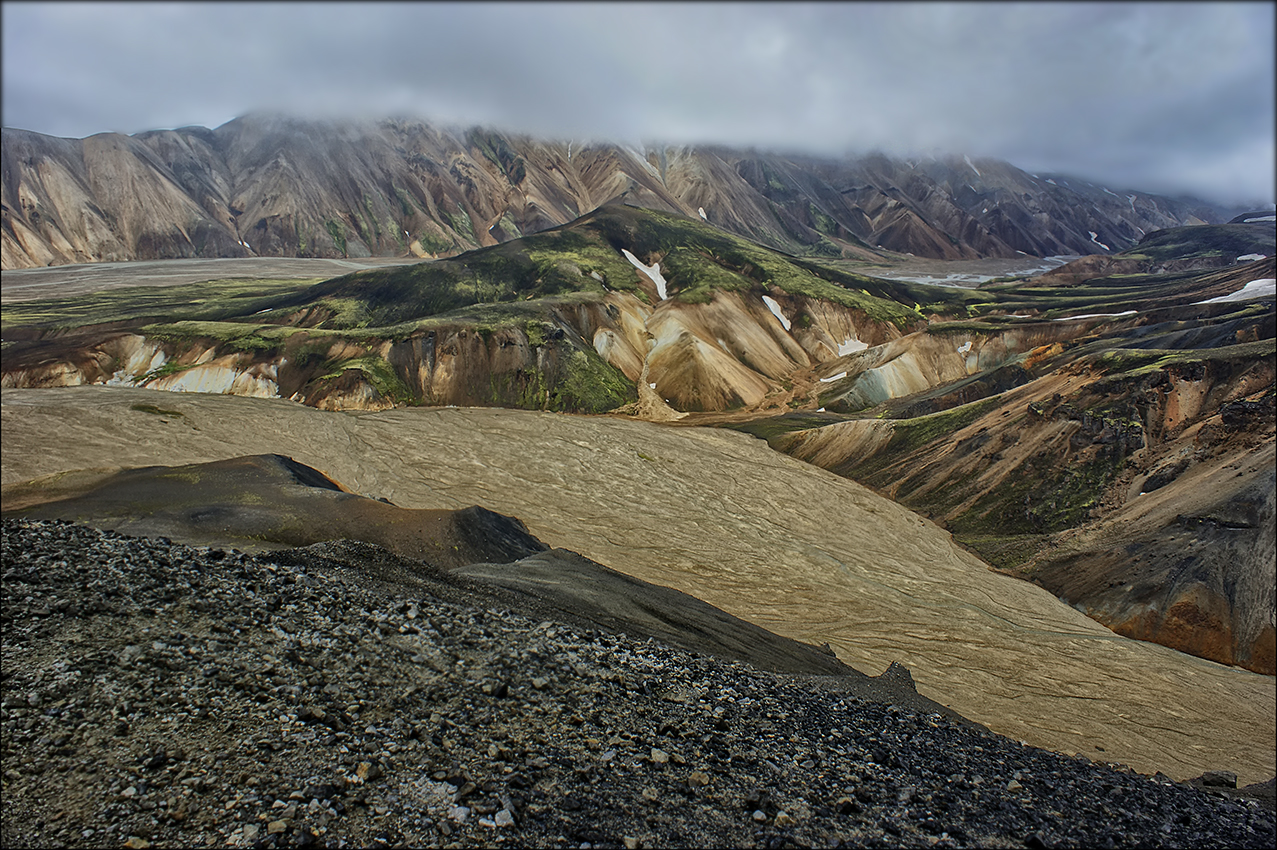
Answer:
1 386 1273 785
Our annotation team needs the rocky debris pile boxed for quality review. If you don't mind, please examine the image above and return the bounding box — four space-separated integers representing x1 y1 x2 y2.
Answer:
3 519 1274 849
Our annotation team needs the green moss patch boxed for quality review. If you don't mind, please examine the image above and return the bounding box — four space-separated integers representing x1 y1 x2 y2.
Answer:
1 278 319 331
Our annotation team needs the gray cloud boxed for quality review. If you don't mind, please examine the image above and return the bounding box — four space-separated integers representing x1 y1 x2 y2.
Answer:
3 1 1272 205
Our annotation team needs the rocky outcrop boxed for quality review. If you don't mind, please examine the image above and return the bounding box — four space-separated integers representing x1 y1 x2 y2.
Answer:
1 115 1244 269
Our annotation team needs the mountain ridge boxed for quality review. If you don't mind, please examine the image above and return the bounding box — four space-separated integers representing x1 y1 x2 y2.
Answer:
1 113 1247 270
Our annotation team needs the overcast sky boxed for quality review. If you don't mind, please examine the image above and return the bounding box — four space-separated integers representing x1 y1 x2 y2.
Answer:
3 1 1273 206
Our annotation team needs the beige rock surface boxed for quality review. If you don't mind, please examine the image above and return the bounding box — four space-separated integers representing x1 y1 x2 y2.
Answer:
2 385 1274 784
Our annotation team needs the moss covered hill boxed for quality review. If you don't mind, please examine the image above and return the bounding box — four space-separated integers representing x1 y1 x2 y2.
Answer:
1025 221 1275 287
730 222 1275 674
1 204 982 415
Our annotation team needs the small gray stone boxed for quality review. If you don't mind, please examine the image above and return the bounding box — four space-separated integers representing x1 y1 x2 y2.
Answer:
1200 771 1238 789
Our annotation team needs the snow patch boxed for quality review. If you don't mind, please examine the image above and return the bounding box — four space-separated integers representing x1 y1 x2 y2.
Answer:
1054 310 1137 321
1237 253 1268 262
1088 231 1110 251
698 207 707 221
1194 278 1276 304
761 295 791 330
1242 214 1276 223
957 341 972 354
621 249 667 300
820 372 847 383
590 271 603 282
838 337 868 356
1103 188 1119 197
963 155 982 178
1045 179 1057 185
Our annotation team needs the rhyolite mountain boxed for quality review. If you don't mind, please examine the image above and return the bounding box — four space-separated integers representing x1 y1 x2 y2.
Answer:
735 222 1275 674
0 112 1247 270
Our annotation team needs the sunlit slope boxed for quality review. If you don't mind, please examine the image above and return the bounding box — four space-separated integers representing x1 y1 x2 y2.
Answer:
2 386 1273 785
3 205 985 414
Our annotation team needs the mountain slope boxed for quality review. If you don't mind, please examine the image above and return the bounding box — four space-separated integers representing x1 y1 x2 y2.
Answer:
0 204 959 415
744 226 1276 673
1 114 1245 269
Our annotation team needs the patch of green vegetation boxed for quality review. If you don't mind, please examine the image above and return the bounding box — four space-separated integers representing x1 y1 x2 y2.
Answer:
129 403 184 417
497 213 521 237
724 414 843 446
806 237 845 258
1120 223 1274 263
0 278 320 331
948 451 1124 538
138 360 199 382
880 397 1004 454
524 320 548 347
318 356 412 404
142 321 296 353
925 321 1007 335
394 187 417 217
415 230 454 255
362 195 380 243
809 204 837 236
443 205 475 241
325 219 348 257
1094 338 1276 376
310 297 373 329
953 533 1052 573
549 348 636 413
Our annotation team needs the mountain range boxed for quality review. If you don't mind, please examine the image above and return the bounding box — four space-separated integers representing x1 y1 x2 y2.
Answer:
1 113 1249 270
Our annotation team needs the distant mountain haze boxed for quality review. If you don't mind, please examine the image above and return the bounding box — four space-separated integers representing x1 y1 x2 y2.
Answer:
0 113 1247 270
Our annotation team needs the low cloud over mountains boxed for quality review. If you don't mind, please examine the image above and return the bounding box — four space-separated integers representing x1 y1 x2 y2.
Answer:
1 114 1247 270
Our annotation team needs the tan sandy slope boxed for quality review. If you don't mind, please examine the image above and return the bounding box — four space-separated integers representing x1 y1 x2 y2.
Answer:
2 386 1274 785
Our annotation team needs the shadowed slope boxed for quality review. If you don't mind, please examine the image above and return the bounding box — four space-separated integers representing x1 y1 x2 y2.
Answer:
1 453 863 678
3 453 547 569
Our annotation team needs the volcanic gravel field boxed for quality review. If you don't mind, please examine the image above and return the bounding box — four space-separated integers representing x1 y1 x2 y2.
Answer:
3 519 1274 850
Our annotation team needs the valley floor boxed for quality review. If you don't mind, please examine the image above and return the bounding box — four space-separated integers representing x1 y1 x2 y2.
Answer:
0 257 421 304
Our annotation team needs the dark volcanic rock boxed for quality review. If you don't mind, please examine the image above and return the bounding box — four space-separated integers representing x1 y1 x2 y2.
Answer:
3 518 1274 849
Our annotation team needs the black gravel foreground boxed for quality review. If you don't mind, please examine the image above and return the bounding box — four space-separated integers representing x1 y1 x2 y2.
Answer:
2 519 1273 849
